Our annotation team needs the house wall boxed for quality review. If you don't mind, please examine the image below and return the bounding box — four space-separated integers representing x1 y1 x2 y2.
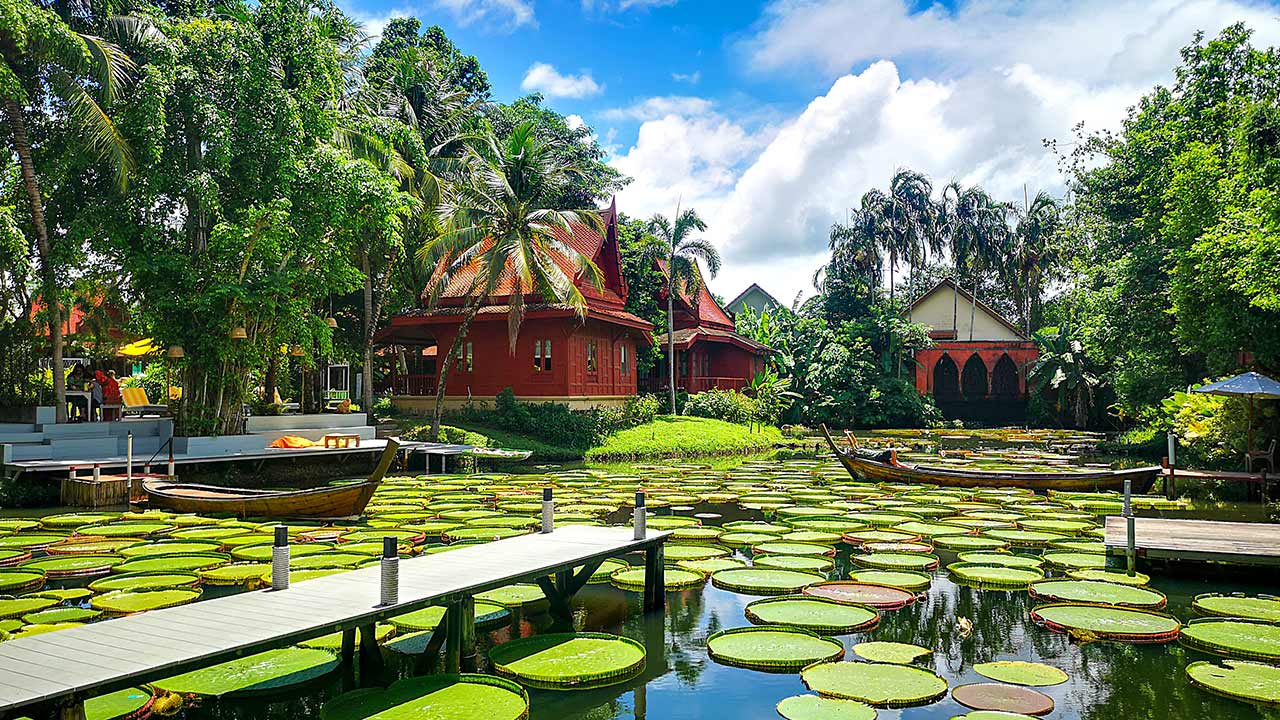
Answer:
913 287 1024 341
914 341 1039 398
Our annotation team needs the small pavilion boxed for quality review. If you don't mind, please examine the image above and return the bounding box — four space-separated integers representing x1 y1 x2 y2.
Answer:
909 279 1038 421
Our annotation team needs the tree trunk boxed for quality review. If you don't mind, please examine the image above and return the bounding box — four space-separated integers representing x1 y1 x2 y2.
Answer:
667 289 677 414
264 353 277 406
888 249 896 305
430 302 479 440
969 276 979 342
361 250 375 413
4 99 65 422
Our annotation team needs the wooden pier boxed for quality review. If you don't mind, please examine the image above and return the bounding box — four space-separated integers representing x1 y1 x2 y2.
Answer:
1104 516 1280 566
0 524 670 719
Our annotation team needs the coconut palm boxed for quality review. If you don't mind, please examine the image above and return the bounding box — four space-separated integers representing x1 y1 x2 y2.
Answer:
637 206 720 414
945 184 1010 341
860 169 936 307
824 207 882 306
1 1 136 421
418 120 605 438
1009 189 1061 335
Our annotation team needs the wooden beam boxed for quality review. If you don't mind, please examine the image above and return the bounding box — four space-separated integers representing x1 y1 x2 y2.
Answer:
643 545 665 612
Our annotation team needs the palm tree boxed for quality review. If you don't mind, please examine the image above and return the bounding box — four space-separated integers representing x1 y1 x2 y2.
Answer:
825 207 882 307
860 169 935 308
945 185 1010 341
1009 189 1061 336
1 2 136 421
418 121 605 439
637 207 720 414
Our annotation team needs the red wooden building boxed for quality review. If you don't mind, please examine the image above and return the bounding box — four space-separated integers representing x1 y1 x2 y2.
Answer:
374 202 653 412
908 279 1038 421
642 261 771 394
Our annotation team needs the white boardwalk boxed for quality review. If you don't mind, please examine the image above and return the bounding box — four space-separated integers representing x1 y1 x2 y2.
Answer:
0 525 669 715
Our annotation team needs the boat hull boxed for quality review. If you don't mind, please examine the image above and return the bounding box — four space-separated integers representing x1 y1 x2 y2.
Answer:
143 480 380 519
821 426 1158 493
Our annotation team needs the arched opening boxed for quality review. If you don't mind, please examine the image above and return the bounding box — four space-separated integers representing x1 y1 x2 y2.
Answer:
961 354 988 400
991 354 1019 397
933 354 960 401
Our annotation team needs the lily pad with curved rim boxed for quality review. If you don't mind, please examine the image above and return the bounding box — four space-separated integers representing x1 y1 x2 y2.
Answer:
476 584 548 608
489 632 645 689
948 563 1043 590
710 568 823 596
1186 659 1280 706
92 588 203 615
301 624 395 651
1067 568 1150 586
1180 618 1280 661
0 597 58 619
956 552 1043 570
22 607 103 624
847 569 931 592
753 541 836 557
154 647 341 697
801 661 948 707
803 581 917 610
0 549 31 567
1031 604 1180 643
851 552 939 572
77 522 174 538
1040 552 1105 571
951 683 1054 715
1029 580 1166 609
933 535 1010 551
84 687 153 720
321 674 529 720
973 661 1068 687
706 626 843 672
113 553 229 574
200 563 272 587
754 555 834 572
21 554 122 578
662 544 730 562
947 713 1037 720
118 541 222 558
1193 594 1280 623
610 567 705 592
0 569 45 593
852 641 931 664
775 694 877 720
388 600 510 633
585 558 631 582
744 596 879 634
0 533 69 550
676 558 746 574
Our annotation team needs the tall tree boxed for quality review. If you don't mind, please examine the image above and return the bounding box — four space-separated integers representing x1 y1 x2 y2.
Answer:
1 0 135 421
860 169 935 308
637 207 720 414
1009 189 1062 336
419 121 605 439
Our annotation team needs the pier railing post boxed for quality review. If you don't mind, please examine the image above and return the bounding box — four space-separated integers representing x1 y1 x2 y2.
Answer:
541 488 554 534
271 526 290 591
126 432 133 481
1123 478 1137 576
633 491 646 540
380 537 399 607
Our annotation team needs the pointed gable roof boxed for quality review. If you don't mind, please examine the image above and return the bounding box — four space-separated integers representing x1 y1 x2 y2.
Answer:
908 278 1027 340
654 259 735 331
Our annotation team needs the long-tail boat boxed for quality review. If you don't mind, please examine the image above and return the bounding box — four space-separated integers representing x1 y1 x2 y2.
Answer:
820 426 1158 492
143 440 399 519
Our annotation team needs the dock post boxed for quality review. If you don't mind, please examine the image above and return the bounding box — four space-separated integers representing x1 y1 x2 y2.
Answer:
166 445 175 478
126 432 133 481
1166 432 1177 500
340 628 356 664
270 527 290 591
92 463 101 482
379 537 399 607
444 597 476 672
57 701 87 720
358 623 383 680
541 487 554 533
633 491 647 540
1124 478 1137 576
643 543 665 612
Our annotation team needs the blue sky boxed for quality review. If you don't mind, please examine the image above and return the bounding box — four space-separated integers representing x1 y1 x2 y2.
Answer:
343 0 1280 303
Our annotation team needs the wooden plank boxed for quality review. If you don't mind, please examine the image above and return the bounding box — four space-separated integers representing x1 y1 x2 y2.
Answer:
1105 517 1280 564
0 525 669 715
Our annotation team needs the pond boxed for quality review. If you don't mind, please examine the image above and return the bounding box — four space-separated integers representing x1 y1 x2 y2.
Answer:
2 428 1278 719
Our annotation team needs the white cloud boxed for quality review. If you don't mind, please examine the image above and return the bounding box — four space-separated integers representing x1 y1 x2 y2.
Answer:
433 0 535 31
672 71 702 84
582 0 678 10
521 63 604 98
609 0 1280 303
565 114 586 131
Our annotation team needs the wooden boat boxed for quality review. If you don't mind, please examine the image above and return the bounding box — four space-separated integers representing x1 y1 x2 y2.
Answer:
820 426 1158 493
143 440 398 519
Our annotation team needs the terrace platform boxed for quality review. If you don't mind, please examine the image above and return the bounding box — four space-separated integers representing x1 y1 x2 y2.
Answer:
0 524 671 718
1105 516 1280 566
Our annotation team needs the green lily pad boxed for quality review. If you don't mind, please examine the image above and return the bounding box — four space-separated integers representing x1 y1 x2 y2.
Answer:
955 552 1043 569
1181 618 1280 661
200 563 272 587
155 648 341 697
77 522 174 537
475 584 547 608
851 552 939 571
676 558 746 574
0 597 57 619
21 554 122 578
948 563 1043 590
710 568 823 595
321 674 528 720
1032 604 1180 642
0 569 45 593
1067 568 1150 586
973 660 1069 686
753 541 835 557
89 572 202 593
847 569 931 592
802 661 948 707
489 632 646 689
92 588 202 614
744 596 879 634
300 624 395 651
22 607 103 624
776 695 877 720
852 641 931 664
113 553 228 574
610 567 705 591
1186 659 1280 706
119 541 222 558
754 554 834 572
706 626 843 672
1029 580 1166 608
0 533 68 549
1193 594 1280 623
662 544 730 562
84 687 152 720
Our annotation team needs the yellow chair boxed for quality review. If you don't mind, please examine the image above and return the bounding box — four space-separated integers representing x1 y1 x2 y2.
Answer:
272 389 300 413
121 387 170 417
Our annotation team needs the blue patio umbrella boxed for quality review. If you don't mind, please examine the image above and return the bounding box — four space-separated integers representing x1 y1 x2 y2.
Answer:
1193 372 1280 453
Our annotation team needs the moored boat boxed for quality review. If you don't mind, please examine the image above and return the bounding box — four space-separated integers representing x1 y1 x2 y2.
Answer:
820 426 1158 492
143 440 398 519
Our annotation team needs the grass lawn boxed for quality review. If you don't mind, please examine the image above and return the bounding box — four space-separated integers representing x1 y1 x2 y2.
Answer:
445 422 584 461
585 416 782 461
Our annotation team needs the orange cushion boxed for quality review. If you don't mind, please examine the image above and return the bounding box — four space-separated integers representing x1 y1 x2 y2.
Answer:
269 435 318 449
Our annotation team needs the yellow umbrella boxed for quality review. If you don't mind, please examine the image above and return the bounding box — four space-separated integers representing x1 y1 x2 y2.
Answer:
117 338 160 357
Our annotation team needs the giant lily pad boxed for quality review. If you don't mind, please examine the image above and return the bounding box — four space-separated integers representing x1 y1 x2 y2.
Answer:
21 554 122 578
476 584 548 608
1029 580 1166 609
119 541 222 558
847 570 931 592
754 555 834 572
801 661 948 707
851 552 939 572
155 648 342 697
113 553 228 574
706 626 843 672
803 581 917 610
489 632 645 689
84 687 152 720
973 661 1068 687
951 684 1054 715
23 607 103 624
662 544 730 562
949 563 1043 590
321 674 528 720
1186 659 1280 706
0 597 57 619
1031 604 1180 643
711 568 823 596
89 572 202 593
0 569 45 593
1067 568 1150 586
744 596 879 634
92 588 202 614
200 563 272 587
852 641 931 664
1193 594 1280 623
1181 618 1280 661
610 567 704 592
775 695 877 720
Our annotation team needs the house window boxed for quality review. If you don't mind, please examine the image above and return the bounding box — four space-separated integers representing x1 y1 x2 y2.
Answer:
678 351 688 380
620 345 629 376
586 341 598 373
456 342 472 372
534 339 551 372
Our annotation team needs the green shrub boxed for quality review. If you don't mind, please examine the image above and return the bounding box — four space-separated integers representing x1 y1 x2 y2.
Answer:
446 388 661 451
683 389 756 425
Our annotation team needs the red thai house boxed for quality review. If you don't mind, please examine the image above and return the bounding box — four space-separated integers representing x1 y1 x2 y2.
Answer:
642 261 771 394
374 202 654 412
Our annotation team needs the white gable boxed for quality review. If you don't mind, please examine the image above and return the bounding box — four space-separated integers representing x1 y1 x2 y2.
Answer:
910 282 1024 342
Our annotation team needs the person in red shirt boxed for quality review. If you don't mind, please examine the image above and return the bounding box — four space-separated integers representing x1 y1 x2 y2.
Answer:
97 370 122 420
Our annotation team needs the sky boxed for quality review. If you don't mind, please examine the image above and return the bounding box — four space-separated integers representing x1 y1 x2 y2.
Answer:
340 0 1280 305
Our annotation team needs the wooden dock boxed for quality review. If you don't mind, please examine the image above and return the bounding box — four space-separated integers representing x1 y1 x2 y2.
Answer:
0 524 670 718
1105 516 1280 566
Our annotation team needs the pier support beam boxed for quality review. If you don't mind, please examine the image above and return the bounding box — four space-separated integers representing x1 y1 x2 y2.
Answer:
358 623 384 682
444 596 476 673
537 561 601 631
643 545 665 612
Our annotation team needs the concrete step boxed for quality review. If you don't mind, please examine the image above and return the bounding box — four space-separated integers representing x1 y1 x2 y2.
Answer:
245 413 370 432
0 433 43 444
105 419 172 438
117 435 165 456
7 444 52 461
46 437 121 460
0 423 37 434
36 423 116 440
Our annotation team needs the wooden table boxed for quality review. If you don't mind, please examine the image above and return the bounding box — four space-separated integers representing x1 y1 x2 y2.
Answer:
322 433 361 449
